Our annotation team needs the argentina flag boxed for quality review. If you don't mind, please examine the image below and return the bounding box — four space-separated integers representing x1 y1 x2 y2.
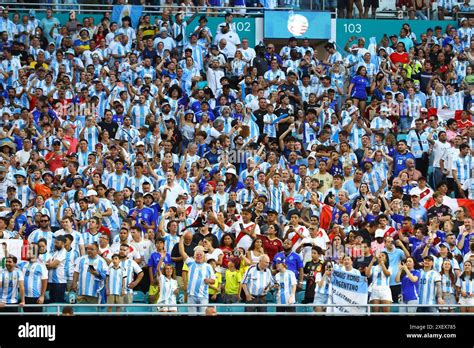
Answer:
112 5 143 28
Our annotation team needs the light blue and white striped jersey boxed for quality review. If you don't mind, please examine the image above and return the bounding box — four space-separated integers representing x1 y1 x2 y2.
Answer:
27 206 49 219
361 170 383 195
418 269 441 305
454 60 469 84
77 151 89 168
82 126 100 152
88 89 108 117
54 230 84 255
82 232 101 248
22 261 48 298
267 182 285 214
184 44 205 70
441 273 456 294
75 209 93 234
373 159 390 181
65 247 80 281
370 117 392 134
241 264 274 296
430 93 447 110
44 198 68 228
314 272 331 296
130 104 151 129
185 257 215 298
47 248 67 284
115 126 140 153
15 184 33 208
93 198 120 232
107 265 127 296
264 69 286 92
120 258 143 294
157 274 178 307
107 172 130 192
28 230 54 251
456 274 474 295
433 256 460 273
127 175 154 194
237 188 256 206
74 255 107 297
446 91 465 111
452 155 473 183
401 97 422 118
406 130 430 159
263 113 278 138
275 269 297 304
348 125 367 150
163 233 180 255
0 268 24 304
370 264 390 287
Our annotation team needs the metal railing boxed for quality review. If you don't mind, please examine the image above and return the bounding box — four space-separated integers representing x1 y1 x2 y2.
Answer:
1 303 474 315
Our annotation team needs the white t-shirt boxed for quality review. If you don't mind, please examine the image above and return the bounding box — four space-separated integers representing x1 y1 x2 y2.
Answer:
159 182 185 209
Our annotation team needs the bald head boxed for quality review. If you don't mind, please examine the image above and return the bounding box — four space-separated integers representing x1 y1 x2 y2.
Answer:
258 254 270 269
183 231 193 244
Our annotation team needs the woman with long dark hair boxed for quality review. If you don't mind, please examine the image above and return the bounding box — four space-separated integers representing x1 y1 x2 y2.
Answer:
314 260 333 313
366 251 391 312
396 257 420 313
456 260 474 312
224 167 244 193
347 65 369 112
439 260 457 313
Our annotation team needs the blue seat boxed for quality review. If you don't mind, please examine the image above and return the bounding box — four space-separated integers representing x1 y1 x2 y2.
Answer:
126 305 152 313
296 305 310 313
296 291 305 304
133 291 147 303
178 305 188 313
44 305 60 313
267 305 276 312
228 305 246 313
266 291 276 303
397 134 407 142
216 306 229 313
74 306 98 313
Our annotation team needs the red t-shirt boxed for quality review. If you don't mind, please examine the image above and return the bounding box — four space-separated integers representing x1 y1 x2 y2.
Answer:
258 235 283 262
45 151 64 173
64 135 78 154
457 119 473 130
390 51 409 66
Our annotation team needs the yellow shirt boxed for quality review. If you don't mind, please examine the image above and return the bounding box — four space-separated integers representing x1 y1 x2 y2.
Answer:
209 271 222 295
238 259 249 279
224 269 242 295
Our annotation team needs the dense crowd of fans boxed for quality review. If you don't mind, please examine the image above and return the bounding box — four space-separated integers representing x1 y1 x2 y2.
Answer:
0 5 473 315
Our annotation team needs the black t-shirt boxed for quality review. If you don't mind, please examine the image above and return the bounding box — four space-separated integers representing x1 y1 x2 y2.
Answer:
192 232 219 249
353 255 372 275
253 108 267 134
98 120 119 138
303 259 323 302
171 241 197 276
275 107 291 139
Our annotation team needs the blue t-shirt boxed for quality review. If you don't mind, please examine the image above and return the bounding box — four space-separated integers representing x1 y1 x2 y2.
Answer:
350 75 368 99
272 251 303 280
147 251 172 276
128 206 155 233
401 269 421 301
393 151 416 176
